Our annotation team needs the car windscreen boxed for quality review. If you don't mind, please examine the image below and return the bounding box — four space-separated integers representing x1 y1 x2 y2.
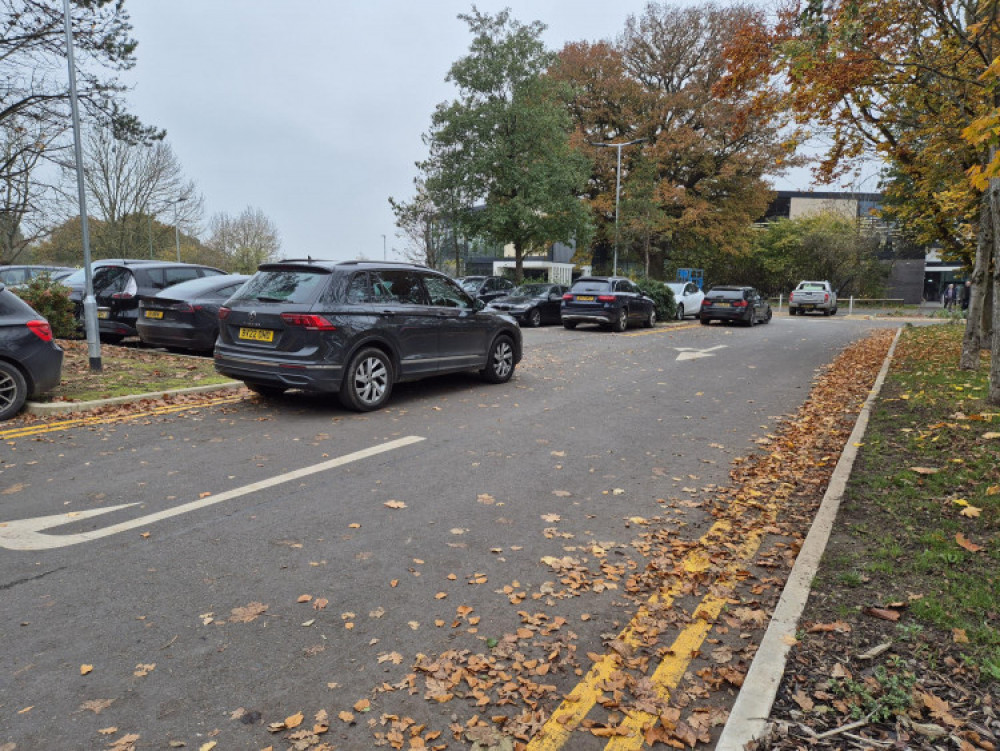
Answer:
229 269 329 304
514 284 549 296
460 278 484 292
665 283 683 294
570 280 611 293
706 289 745 300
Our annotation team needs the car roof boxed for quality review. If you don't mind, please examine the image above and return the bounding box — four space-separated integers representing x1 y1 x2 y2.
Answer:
260 259 432 273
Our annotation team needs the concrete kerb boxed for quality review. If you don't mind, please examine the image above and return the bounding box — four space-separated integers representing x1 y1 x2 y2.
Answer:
715 326 903 751
24 380 244 416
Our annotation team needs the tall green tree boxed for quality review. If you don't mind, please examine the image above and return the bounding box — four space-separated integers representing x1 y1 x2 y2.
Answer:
421 7 593 282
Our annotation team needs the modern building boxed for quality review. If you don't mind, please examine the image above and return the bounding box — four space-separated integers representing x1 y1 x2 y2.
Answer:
761 190 962 304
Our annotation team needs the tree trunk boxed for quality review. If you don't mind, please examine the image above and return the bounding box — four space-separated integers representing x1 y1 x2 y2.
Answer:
991 240 1000 404
960 189 992 369
514 240 524 284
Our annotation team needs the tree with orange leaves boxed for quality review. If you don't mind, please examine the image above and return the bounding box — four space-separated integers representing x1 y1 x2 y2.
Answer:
552 3 798 280
728 0 1000 402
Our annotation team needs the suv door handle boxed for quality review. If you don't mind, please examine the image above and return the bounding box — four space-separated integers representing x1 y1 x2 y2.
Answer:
380 309 396 316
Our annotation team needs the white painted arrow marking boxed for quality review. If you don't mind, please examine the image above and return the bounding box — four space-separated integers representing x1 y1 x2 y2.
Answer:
0 435 426 551
673 345 727 361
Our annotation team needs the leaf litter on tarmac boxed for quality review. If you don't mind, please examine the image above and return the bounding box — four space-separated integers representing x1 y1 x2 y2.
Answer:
258 329 903 750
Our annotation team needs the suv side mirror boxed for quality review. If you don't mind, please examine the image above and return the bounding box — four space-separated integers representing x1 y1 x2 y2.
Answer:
474 297 486 311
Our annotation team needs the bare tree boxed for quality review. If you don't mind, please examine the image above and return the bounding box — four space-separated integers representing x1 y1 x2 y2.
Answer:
389 179 442 268
73 127 203 257
0 118 60 263
206 207 281 273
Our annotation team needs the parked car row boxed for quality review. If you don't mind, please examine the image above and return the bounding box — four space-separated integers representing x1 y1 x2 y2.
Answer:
0 257 779 420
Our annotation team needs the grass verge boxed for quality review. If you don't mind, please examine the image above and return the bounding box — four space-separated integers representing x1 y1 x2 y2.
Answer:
760 322 999 749
40 339 234 403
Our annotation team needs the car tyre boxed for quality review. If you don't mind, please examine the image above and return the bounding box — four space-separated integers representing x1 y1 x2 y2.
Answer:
562 321 577 330
645 308 656 328
0 360 28 421
481 335 515 384
526 308 542 328
612 308 628 333
830 307 837 316
788 308 796 316
700 317 711 325
676 304 684 320
102 334 124 345
764 308 773 324
339 347 393 412
247 383 287 398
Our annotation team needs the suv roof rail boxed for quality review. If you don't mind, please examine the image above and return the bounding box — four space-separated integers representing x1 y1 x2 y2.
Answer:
336 259 429 268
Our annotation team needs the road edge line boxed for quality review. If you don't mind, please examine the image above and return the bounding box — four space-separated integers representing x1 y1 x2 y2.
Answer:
715 326 902 751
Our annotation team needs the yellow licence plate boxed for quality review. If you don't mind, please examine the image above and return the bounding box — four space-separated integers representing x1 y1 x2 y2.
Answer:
97 309 109 319
239 327 274 342
575 295 595 301
714 302 730 307
144 310 164 319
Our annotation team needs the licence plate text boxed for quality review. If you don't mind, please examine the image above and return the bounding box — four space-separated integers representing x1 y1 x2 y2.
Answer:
144 310 164 319
97 309 109 319
575 295 595 301
238 327 274 342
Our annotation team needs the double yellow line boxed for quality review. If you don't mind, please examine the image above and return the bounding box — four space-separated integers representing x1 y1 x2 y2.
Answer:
527 503 776 750
0 394 245 440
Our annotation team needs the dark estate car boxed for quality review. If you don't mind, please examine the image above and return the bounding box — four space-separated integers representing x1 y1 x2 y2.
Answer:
560 276 656 332
485 283 567 327
699 286 772 326
70 261 225 343
0 265 76 286
136 274 250 353
457 275 516 304
0 286 64 420
214 260 523 411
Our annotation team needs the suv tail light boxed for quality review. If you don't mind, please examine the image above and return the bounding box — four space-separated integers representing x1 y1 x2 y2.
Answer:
280 313 337 331
26 320 53 342
732 300 748 308
597 295 615 302
562 293 573 300
111 292 134 299
218 306 231 319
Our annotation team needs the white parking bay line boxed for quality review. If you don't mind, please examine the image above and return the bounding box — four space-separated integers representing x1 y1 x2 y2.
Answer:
0 435 426 551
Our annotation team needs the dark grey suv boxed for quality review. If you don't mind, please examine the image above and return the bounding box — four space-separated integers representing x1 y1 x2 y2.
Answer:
0 286 63 420
214 260 523 411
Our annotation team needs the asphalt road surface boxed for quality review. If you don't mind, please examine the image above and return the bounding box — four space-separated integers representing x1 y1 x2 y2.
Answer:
0 315 912 750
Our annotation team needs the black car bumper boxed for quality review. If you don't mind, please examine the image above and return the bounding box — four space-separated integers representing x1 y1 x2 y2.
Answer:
19 340 64 395
214 351 344 392
136 321 216 351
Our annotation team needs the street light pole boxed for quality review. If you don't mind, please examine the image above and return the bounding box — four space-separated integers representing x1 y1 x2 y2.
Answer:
382 234 386 260
590 138 647 276
173 197 187 262
62 0 101 371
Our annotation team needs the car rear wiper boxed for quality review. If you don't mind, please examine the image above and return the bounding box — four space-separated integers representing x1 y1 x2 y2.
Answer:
254 295 286 302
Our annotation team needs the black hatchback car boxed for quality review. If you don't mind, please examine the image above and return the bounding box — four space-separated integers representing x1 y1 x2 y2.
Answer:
136 274 250 353
72 261 226 343
699 286 772 326
214 260 523 411
560 276 656 332
0 286 63 420
458 275 516 304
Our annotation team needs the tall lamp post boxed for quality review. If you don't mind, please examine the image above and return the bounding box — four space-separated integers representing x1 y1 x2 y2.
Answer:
590 138 647 276
172 196 187 262
382 234 387 260
62 0 101 371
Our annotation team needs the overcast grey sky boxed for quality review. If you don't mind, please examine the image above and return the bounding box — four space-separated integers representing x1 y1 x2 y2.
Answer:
122 1 816 262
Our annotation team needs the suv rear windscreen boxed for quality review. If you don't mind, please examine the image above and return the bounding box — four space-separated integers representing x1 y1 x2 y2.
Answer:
570 280 611 293
707 289 745 301
230 269 329 304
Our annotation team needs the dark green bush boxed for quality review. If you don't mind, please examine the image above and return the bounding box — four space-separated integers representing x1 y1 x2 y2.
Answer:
634 277 676 321
11 273 78 339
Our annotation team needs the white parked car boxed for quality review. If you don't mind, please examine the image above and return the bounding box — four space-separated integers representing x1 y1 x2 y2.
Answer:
665 281 705 320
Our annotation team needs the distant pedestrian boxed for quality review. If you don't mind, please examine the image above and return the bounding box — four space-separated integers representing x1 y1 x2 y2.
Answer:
961 280 971 311
943 283 956 310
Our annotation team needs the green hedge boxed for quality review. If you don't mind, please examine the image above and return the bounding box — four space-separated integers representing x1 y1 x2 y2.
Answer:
11 273 78 339
634 277 677 321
